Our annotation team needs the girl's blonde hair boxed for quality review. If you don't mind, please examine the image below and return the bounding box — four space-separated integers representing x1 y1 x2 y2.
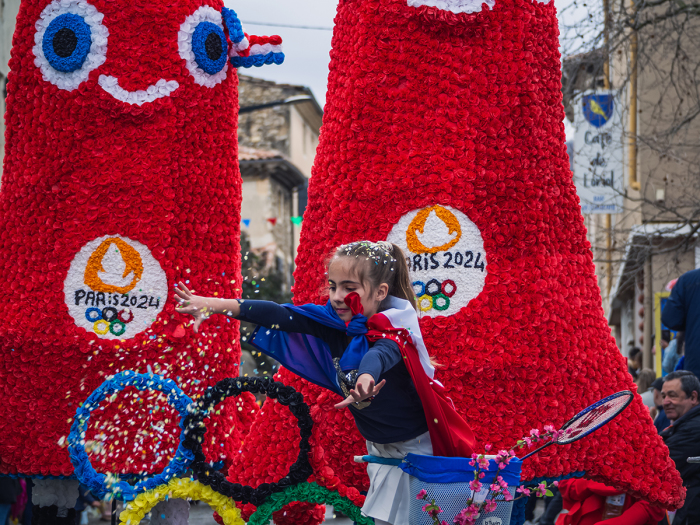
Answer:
329 241 416 311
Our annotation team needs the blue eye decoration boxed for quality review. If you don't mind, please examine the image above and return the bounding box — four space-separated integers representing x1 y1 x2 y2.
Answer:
42 13 92 73
191 21 228 75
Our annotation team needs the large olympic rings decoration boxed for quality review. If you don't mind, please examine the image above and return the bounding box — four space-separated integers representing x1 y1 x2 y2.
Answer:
67 371 195 501
181 377 314 506
120 478 245 525
68 373 314 507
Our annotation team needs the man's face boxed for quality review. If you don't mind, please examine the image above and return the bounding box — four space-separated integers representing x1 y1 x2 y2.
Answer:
661 379 699 421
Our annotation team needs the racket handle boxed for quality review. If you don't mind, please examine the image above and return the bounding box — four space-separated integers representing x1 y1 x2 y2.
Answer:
688 456 700 463
353 455 403 466
519 440 554 461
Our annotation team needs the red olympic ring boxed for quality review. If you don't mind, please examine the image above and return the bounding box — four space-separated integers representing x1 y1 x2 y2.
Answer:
441 279 457 297
118 309 134 324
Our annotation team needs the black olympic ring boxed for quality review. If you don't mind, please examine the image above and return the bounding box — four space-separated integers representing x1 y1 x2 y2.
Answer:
182 377 313 506
102 307 119 322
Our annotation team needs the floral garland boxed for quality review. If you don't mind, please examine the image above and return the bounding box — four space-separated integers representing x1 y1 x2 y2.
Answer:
119 478 244 525
67 371 194 500
182 377 313 507
0 0 283 478
230 0 685 520
247 482 373 525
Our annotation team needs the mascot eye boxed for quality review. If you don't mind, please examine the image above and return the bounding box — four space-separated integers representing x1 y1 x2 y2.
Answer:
33 0 108 91
193 22 228 74
179 7 229 87
42 14 92 72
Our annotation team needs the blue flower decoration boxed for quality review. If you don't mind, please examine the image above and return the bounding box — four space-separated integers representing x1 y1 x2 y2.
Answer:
67 371 194 501
192 21 228 75
221 7 245 44
42 13 92 73
231 52 285 69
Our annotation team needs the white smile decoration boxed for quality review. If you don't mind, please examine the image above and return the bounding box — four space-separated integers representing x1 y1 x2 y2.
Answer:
387 205 487 317
63 235 168 339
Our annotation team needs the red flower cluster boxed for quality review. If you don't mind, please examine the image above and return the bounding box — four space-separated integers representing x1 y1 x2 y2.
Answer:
0 0 254 477
232 0 685 519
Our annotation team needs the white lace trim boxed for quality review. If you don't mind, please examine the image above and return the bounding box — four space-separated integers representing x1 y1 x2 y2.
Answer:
98 75 179 106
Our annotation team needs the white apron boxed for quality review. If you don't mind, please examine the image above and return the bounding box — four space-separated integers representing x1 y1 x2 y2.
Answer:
362 431 433 525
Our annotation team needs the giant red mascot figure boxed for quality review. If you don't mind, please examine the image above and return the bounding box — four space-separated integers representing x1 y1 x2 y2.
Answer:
231 0 684 522
0 0 281 494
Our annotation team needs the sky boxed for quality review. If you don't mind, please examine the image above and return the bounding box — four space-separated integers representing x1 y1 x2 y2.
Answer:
226 0 580 136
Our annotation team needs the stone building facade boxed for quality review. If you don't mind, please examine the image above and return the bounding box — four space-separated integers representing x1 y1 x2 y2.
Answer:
237 74 323 291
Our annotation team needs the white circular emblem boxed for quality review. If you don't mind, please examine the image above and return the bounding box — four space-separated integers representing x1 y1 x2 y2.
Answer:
64 235 168 339
386 205 487 317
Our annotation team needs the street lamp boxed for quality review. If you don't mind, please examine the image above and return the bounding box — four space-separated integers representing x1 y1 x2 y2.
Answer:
239 95 313 114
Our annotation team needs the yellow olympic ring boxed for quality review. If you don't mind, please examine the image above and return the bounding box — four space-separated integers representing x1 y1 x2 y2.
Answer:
93 320 110 335
418 294 433 312
119 478 244 525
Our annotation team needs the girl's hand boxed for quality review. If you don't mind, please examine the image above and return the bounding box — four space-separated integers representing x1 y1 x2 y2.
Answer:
334 374 386 409
174 281 211 332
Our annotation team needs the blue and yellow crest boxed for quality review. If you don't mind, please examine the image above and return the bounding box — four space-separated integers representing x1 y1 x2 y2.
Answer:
583 93 614 128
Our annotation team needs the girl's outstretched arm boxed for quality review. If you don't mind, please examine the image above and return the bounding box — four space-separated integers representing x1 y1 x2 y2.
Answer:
174 281 240 332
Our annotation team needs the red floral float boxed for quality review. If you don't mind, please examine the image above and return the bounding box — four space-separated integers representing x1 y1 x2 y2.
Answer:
231 0 685 520
0 0 280 477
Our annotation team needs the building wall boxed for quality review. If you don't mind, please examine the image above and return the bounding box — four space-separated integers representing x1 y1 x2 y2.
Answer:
237 74 322 283
240 173 295 289
237 74 317 157
1 0 22 184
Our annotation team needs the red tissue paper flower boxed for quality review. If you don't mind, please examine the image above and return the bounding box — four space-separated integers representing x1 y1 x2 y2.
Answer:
231 0 685 519
0 0 261 477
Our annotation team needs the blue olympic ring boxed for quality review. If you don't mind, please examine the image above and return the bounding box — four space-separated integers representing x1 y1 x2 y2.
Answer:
67 371 194 501
85 307 102 322
412 281 426 297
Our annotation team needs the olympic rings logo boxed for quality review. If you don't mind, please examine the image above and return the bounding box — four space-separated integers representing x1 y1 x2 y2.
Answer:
85 307 134 337
413 279 456 312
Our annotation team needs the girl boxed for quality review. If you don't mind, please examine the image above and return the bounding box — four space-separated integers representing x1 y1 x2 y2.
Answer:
175 241 476 525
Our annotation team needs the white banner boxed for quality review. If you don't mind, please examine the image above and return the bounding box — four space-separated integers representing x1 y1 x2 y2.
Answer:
572 90 624 214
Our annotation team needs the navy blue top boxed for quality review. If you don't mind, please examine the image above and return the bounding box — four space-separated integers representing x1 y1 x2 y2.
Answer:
237 300 428 444
662 268 700 379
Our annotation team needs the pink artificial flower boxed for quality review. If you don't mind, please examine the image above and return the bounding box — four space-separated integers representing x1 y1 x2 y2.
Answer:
422 503 429 512
553 481 559 487
484 444 492 452
530 429 540 438
417 489 428 500
503 489 513 502
478 457 490 470
524 437 532 446
517 486 532 497
484 500 498 513
479 472 486 479
469 480 482 492
544 424 555 433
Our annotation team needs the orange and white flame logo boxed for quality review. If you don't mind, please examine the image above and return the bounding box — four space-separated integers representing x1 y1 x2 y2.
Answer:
406 205 462 254
64 235 167 339
84 238 144 294
387 205 487 317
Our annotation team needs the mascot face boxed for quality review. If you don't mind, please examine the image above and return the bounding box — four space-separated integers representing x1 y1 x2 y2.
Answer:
27 0 232 114
0 0 280 477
